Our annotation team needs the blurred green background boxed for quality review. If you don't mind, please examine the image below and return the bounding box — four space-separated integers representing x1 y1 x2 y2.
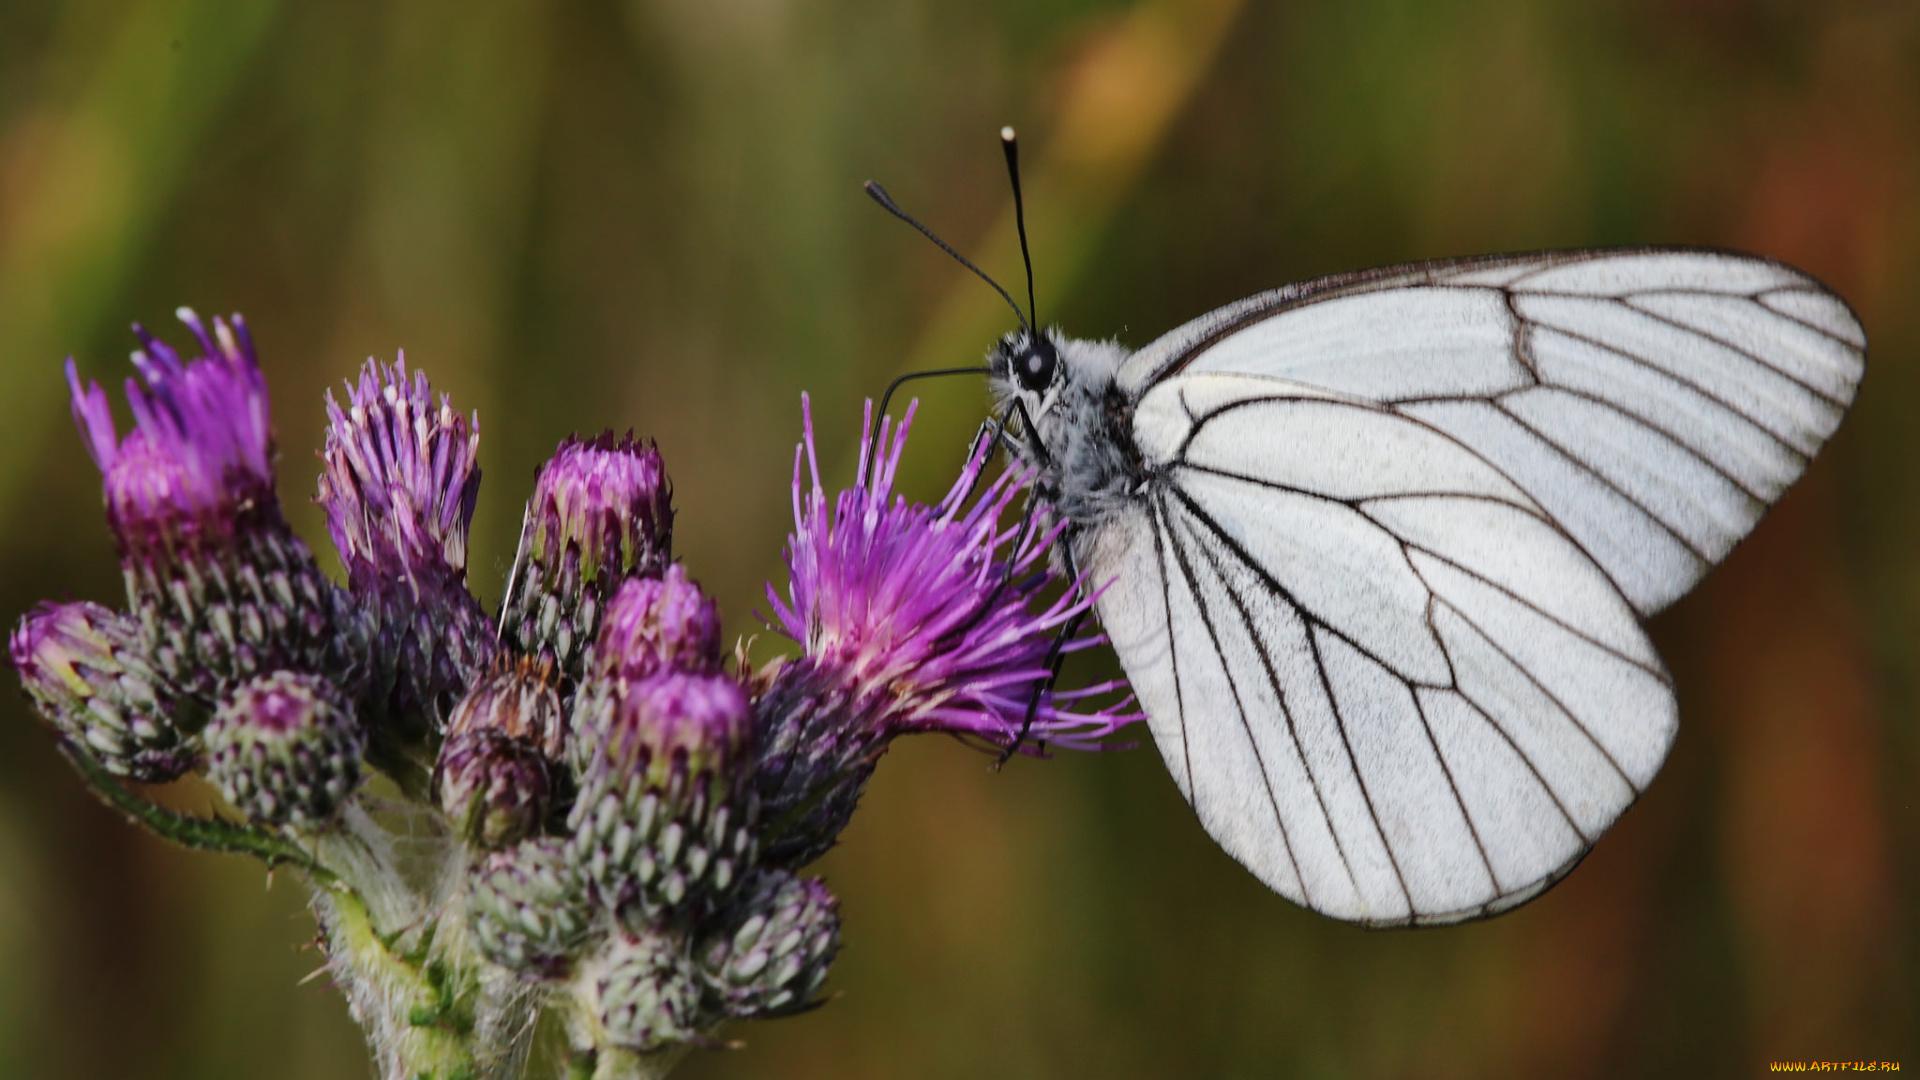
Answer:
1 0 1915 1076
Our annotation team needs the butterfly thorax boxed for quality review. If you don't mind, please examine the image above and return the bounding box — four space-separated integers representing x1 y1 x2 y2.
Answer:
988 330 1143 536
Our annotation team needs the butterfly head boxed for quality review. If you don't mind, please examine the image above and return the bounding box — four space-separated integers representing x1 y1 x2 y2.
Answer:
996 327 1060 395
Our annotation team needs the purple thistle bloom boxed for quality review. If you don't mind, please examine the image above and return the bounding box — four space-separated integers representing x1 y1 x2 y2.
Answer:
318 354 482 588
750 396 1132 868
502 434 674 684
69 309 273 546
769 395 1129 749
65 310 360 704
318 357 492 727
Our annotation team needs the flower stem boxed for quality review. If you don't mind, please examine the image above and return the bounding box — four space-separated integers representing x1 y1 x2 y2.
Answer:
56 739 335 882
322 887 481 1080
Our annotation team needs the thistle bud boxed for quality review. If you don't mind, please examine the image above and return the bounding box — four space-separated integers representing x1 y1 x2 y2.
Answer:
466 837 594 977
318 356 493 728
500 434 672 684
747 655 883 869
592 565 722 683
581 929 705 1054
205 671 362 829
436 731 553 850
67 311 362 705
436 659 567 849
567 671 755 923
10 601 197 781
445 656 567 759
697 869 840 1019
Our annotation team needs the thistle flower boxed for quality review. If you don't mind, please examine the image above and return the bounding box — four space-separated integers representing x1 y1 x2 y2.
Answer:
753 397 1131 867
67 310 359 704
466 837 595 977
696 869 839 1019
204 670 362 830
318 356 492 727
10 601 197 781
568 671 756 925
500 434 673 685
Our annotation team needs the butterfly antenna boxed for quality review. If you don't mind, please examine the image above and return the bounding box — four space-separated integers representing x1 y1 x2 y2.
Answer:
1000 126 1037 329
864 365 993 487
864 180 1028 333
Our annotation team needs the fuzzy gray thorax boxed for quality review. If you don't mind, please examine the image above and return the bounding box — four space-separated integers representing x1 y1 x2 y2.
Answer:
987 330 1143 544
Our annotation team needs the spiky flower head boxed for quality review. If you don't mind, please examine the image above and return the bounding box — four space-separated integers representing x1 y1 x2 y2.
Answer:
568 671 755 924
10 601 197 781
205 670 362 830
501 434 673 684
592 565 723 683
318 356 492 726
580 930 705 1054
697 869 839 1019
66 310 360 704
753 397 1132 867
770 397 1125 747
466 837 595 977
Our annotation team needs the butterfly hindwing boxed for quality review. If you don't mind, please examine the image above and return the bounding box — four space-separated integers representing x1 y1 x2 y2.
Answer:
1092 373 1677 924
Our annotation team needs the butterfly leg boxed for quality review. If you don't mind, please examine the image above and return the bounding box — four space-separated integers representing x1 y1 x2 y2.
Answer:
997 533 1088 765
935 411 1012 516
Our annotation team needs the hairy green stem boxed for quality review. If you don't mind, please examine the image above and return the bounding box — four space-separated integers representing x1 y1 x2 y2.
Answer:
322 886 482 1080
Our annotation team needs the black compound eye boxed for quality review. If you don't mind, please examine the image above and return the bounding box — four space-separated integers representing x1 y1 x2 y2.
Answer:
1015 336 1057 392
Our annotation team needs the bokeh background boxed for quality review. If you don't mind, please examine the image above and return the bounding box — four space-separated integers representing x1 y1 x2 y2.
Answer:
0 0 1914 1076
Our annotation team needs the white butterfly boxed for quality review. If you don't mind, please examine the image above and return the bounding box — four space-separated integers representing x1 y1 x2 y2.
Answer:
984 248 1864 927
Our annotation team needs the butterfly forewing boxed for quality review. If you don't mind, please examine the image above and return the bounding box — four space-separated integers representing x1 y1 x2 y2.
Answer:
1087 248 1863 925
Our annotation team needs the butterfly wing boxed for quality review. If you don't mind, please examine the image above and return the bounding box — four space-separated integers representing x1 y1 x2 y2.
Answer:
1088 249 1864 925
1117 248 1865 613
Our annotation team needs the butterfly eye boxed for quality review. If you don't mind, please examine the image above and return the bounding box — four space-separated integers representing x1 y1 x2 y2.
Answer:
1016 337 1057 392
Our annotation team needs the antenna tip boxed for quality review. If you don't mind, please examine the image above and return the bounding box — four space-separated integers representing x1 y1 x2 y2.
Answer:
1000 126 1016 143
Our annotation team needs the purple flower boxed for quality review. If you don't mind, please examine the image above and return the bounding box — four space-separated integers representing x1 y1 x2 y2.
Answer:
436 730 554 850
65 310 359 703
769 395 1128 749
751 396 1132 868
502 434 674 683
68 309 273 548
318 357 492 726
318 355 481 589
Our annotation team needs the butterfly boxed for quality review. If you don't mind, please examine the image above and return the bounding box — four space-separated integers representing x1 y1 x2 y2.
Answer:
871 133 1866 927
